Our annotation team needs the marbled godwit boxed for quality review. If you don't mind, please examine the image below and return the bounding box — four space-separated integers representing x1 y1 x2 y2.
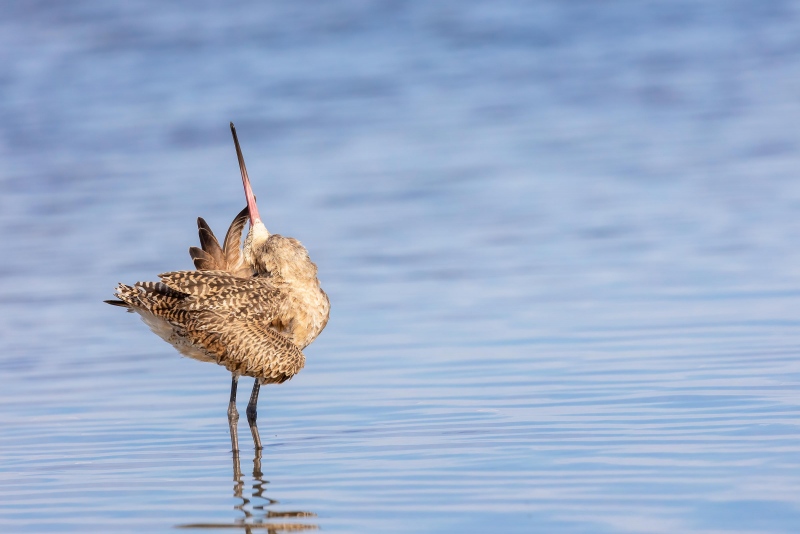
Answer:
106 123 330 451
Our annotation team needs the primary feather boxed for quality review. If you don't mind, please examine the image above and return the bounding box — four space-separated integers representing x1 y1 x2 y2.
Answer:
190 207 251 277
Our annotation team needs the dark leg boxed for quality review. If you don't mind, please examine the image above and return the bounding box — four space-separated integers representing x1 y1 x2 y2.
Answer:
228 374 240 454
246 380 262 450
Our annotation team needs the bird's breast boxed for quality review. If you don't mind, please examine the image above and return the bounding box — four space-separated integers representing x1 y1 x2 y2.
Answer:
277 283 330 349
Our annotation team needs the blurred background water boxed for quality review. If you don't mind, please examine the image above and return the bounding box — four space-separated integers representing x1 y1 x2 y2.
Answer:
2 1 800 532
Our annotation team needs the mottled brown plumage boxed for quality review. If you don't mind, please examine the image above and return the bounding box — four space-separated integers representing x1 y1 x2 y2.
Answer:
106 123 329 451
110 270 307 383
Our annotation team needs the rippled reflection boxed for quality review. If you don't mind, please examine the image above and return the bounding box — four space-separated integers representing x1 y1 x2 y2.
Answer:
6 0 800 532
176 450 317 532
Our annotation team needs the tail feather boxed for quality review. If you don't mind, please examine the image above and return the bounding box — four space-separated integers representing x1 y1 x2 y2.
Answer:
189 246 217 271
197 218 224 265
222 206 249 268
191 208 251 277
107 206 254 309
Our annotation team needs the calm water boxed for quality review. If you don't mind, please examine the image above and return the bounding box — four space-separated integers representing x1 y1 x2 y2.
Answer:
3 2 800 532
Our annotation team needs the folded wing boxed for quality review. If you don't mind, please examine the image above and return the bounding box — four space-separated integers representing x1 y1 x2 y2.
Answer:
110 272 304 383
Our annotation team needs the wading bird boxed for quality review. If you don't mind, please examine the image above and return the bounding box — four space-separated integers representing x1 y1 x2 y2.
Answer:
106 123 329 452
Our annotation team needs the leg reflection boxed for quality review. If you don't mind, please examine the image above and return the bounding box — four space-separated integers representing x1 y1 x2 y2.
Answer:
229 447 317 531
249 448 277 510
178 448 317 531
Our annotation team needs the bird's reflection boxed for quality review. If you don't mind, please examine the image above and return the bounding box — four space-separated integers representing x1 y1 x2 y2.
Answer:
177 447 317 532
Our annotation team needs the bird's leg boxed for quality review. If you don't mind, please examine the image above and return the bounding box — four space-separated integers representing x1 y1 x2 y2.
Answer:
228 374 240 454
246 380 262 450
246 381 260 421
249 420 262 451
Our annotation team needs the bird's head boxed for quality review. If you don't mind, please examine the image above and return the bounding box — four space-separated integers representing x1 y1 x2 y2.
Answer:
244 231 318 283
231 123 319 284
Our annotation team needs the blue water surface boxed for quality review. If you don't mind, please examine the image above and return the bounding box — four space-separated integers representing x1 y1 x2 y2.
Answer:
2 1 800 532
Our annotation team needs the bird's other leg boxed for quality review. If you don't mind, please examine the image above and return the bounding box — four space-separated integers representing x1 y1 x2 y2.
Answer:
246 380 260 422
246 380 262 451
228 374 240 454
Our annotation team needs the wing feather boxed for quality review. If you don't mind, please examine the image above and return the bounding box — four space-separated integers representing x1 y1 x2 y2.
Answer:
197 218 224 267
157 270 282 316
112 275 301 383
189 246 217 271
192 210 252 277
189 313 305 382
222 207 249 273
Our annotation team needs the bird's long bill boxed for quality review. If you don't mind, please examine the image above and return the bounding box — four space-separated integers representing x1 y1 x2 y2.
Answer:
230 122 262 226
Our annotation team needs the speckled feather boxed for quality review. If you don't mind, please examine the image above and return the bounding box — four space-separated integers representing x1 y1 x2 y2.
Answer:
108 212 314 384
107 123 330 447
112 271 304 383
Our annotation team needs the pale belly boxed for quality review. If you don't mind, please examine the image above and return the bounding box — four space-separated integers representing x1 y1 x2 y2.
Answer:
135 309 216 364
